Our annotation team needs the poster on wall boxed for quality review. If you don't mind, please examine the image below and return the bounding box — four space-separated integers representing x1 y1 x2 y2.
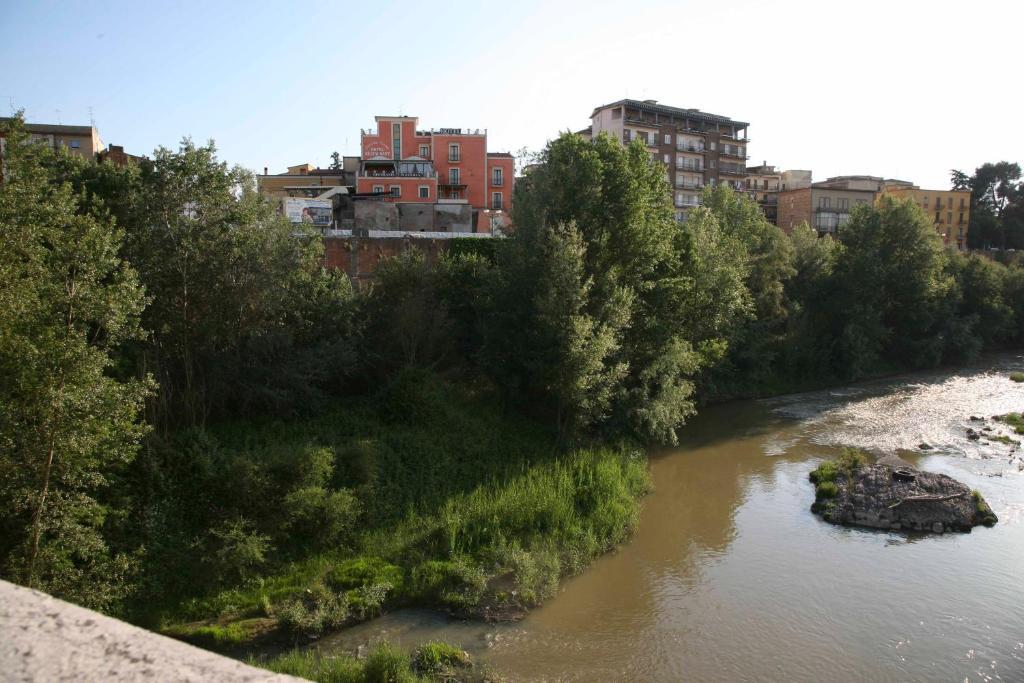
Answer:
284 198 333 226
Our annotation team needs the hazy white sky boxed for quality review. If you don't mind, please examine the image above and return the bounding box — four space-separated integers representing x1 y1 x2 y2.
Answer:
2 0 1021 189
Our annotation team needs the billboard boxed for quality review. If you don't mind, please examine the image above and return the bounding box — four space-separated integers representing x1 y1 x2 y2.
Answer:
284 198 332 226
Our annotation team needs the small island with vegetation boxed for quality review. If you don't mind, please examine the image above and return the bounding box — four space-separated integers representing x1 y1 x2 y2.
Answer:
810 449 997 533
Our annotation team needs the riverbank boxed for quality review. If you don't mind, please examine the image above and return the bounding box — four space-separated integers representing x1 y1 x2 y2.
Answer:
146 370 649 657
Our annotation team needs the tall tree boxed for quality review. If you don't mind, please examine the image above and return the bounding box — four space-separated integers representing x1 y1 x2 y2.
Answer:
0 116 151 611
953 162 1023 249
498 132 749 443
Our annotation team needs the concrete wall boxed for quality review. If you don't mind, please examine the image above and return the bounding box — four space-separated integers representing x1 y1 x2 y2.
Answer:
354 200 400 230
434 203 473 233
0 580 300 682
397 202 435 231
325 235 456 281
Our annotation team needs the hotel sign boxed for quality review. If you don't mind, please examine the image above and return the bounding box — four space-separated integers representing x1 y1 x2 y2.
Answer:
364 140 392 159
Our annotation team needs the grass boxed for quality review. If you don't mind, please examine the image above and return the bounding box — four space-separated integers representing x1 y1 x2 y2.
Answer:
971 490 998 527
994 412 1024 434
153 371 651 648
988 433 1020 445
251 640 481 683
1009 372 1024 382
808 448 870 514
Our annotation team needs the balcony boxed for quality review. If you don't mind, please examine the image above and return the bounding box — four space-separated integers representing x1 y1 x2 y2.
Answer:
719 165 746 176
676 143 705 153
675 199 701 208
491 177 504 186
676 165 703 173
720 133 750 143
719 150 749 160
676 181 704 190
448 153 461 162
360 170 437 179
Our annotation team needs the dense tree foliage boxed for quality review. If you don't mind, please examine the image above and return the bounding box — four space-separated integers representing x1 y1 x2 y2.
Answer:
6 119 1024 642
0 118 150 611
953 162 1024 250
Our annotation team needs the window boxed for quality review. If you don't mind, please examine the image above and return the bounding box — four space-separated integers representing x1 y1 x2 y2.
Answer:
390 185 400 198
639 132 649 144
623 129 632 142
959 212 965 224
449 168 460 185
948 211 953 224
710 141 717 151
935 210 941 222
448 144 460 161
838 198 849 210
612 107 622 120
664 134 671 145
819 197 831 209
492 167 503 186
70 139 80 149
418 186 429 199
392 123 401 160
492 192 503 209
419 144 429 157
372 185 384 193
664 154 670 163
923 196 929 207
960 197 966 209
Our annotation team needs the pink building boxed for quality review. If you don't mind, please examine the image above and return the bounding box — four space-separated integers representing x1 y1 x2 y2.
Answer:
358 116 513 232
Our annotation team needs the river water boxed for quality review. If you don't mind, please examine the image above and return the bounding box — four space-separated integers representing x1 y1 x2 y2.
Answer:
320 355 1024 682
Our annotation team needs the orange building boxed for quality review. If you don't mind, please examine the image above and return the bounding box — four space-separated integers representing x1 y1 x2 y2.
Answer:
358 116 513 232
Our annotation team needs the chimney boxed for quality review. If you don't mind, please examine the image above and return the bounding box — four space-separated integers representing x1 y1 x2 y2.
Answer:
263 166 268 175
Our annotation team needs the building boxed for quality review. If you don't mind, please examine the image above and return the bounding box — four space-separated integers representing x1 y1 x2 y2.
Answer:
745 162 782 225
878 184 971 250
587 99 749 221
258 161 356 200
358 115 513 232
814 175 913 192
777 182 876 235
98 144 146 166
780 170 812 192
0 120 104 160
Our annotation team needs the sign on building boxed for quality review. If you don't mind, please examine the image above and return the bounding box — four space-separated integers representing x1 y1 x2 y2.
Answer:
284 198 333 226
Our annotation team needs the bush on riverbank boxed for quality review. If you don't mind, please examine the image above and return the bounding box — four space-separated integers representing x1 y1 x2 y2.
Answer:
1010 372 1024 382
144 372 649 644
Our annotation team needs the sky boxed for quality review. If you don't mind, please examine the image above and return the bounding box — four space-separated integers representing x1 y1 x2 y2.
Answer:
1 0 1021 189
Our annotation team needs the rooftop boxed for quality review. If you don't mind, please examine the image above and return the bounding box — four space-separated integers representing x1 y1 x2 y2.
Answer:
591 99 749 128
0 119 97 136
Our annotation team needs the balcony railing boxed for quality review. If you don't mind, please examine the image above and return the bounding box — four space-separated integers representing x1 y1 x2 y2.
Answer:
719 164 746 175
360 170 438 178
448 153 460 162
491 177 504 186
675 199 701 208
676 181 704 190
720 150 749 160
677 165 703 172
676 143 705 153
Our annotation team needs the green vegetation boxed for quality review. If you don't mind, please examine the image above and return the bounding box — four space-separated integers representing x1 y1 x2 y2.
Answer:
1010 372 1024 382
952 162 1023 251
971 490 999 527
3 113 1024 662
988 433 1020 445
809 449 870 514
252 640 481 683
995 412 1024 434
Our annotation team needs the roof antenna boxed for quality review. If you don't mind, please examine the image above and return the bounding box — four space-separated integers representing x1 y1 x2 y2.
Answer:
88 106 95 127
55 108 62 124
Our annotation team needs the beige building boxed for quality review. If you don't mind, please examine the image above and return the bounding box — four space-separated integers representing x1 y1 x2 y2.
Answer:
257 160 357 200
878 184 971 250
0 120 104 160
777 183 875 235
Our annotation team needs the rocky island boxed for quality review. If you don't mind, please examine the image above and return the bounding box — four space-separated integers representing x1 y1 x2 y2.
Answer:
810 449 997 533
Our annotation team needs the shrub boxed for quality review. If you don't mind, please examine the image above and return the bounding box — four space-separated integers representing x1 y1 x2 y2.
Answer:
995 412 1024 434
283 485 361 547
412 641 470 675
275 583 349 635
327 557 405 594
1010 372 1024 382
815 481 839 500
362 642 419 683
207 518 271 583
410 558 487 610
972 490 998 527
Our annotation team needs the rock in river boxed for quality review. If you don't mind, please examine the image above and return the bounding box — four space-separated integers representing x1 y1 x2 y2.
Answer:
809 451 997 533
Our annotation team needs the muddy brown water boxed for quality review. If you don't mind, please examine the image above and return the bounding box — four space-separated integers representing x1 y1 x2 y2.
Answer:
317 355 1024 681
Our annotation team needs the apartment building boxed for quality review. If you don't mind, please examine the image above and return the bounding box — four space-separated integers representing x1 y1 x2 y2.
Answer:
0 120 104 160
358 115 513 231
777 183 875 235
258 161 357 200
879 184 971 250
588 99 749 221
745 163 782 225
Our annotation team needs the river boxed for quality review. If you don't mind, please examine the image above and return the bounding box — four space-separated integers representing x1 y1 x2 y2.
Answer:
318 354 1024 682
